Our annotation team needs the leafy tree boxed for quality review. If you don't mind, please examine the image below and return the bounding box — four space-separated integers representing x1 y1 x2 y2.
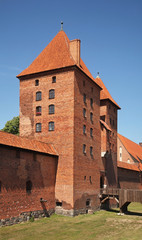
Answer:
1 116 19 135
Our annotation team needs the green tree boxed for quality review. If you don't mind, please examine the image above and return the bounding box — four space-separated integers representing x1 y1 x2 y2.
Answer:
2 116 19 135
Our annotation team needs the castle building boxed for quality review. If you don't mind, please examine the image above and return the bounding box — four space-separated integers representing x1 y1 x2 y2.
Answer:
0 29 141 223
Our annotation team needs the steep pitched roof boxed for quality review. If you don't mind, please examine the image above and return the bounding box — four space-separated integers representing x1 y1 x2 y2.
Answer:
95 76 120 109
0 131 58 156
17 31 75 77
118 133 142 170
17 30 119 109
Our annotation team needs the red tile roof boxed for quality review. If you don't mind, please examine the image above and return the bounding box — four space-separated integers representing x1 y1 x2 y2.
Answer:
0 131 58 156
117 161 141 172
118 133 142 171
17 30 120 109
100 119 112 131
95 76 120 109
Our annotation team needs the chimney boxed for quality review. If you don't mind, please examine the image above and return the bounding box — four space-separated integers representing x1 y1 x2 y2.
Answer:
69 39 81 66
139 142 142 147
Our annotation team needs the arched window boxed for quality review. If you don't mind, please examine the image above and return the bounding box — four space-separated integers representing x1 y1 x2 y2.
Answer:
36 91 42 101
49 89 55 99
49 121 54 131
26 180 32 193
49 104 55 114
36 106 42 115
36 123 42 132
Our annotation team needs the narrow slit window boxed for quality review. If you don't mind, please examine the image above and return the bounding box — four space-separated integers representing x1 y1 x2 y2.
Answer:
83 144 86 154
83 108 86 118
90 128 93 138
90 98 93 108
90 112 93 122
83 125 86 134
83 93 86 104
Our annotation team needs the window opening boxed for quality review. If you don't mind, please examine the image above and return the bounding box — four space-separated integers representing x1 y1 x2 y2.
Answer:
90 112 93 122
36 106 42 115
35 79 39 86
90 128 93 138
56 201 62 206
36 91 42 101
26 180 32 193
49 89 55 99
86 199 90 206
49 104 55 114
36 123 42 132
83 125 86 134
83 144 86 154
83 108 86 118
49 122 54 131
52 76 56 83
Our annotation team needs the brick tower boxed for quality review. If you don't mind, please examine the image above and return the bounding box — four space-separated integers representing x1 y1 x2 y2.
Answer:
17 29 102 215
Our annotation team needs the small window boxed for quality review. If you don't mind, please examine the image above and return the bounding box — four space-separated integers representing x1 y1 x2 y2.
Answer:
49 121 54 131
86 199 90 206
83 108 86 118
90 128 93 138
36 91 42 101
36 106 42 116
83 125 86 134
127 159 130 163
89 176 92 184
52 76 56 83
110 118 112 125
90 146 93 157
90 112 93 122
83 144 86 155
49 104 55 114
56 201 62 206
26 180 32 194
0 181 1 193
16 149 20 158
84 176 86 181
90 98 93 108
36 123 41 132
49 89 55 99
83 80 85 86
83 94 86 104
35 79 39 86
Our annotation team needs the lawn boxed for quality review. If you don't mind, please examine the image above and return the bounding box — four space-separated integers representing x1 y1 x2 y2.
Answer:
0 203 142 240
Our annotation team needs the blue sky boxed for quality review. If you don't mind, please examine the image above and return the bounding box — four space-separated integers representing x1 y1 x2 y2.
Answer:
0 0 142 144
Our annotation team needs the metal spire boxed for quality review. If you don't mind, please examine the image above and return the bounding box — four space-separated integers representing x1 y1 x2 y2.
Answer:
61 21 63 31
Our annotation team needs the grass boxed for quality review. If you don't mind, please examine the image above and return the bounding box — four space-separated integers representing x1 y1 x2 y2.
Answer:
0 203 142 240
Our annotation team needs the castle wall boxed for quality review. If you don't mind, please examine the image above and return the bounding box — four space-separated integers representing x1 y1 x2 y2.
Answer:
73 69 101 213
20 69 75 211
0 145 57 219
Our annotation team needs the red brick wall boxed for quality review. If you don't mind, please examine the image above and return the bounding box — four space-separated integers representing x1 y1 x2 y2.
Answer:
118 168 142 189
20 69 75 209
0 145 57 219
100 100 118 188
73 69 101 210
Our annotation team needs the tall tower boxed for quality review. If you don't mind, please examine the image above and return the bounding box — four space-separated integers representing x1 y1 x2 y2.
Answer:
17 30 102 215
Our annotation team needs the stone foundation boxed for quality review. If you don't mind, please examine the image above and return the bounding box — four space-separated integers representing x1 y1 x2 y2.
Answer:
0 209 54 227
55 206 100 216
